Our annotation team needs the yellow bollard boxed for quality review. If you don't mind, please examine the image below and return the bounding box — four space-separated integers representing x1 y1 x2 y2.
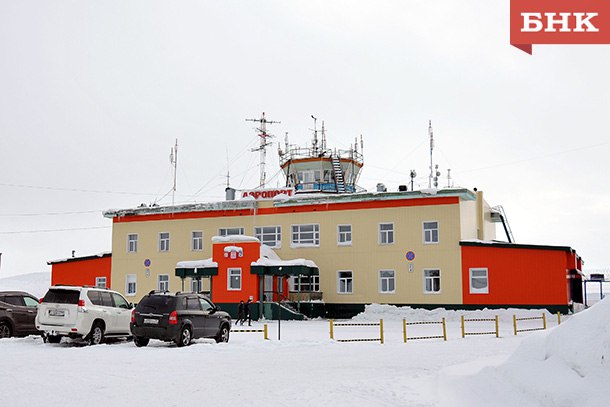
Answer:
461 315 465 338
442 317 447 341
379 319 384 344
542 313 547 330
495 315 499 338
557 311 561 325
513 314 517 336
403 319 407 343
264 324 268 340
330 319 334 340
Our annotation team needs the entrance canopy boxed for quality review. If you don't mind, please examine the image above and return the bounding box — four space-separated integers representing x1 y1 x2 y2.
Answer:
175 259 218 278
250 257 319 277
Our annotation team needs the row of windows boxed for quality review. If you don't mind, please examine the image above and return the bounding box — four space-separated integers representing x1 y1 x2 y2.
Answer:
121 268 489 297
126 222 440 253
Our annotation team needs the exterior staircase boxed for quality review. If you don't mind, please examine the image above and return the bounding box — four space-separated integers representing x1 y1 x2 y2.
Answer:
331 155 346 193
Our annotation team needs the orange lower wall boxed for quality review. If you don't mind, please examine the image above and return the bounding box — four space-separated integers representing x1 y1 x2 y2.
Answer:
461 246 570 306
51 256 112 288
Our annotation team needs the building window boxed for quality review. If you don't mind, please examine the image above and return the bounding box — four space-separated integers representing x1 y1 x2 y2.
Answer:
291 224 320 247
125 274 136 296
159 232 170 252
423 221 439 244
95 277 107 289
228 268 242 290
379 270 395 293
469 268 489 294
127 234 138 253
158 274 169 292
192 231 203 251
255 226 282 248
337 224 352 246
337 271 353 294
379 223 394 245
290 275 320 292
219 227 244 236
191 278 202 293
423 269 441 293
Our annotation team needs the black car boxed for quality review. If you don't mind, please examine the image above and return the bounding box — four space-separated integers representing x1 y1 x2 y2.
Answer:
130 292 231 347
0 291 41 338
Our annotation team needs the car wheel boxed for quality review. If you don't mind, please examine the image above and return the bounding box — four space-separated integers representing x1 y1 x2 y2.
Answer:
45 334 61 344
88 323 105 345
134 336 150 347
176 326 192 347
215 324 230 343
0 322 12 338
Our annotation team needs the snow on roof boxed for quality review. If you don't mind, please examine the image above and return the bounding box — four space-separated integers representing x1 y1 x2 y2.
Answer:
47 251 111 265
211 235 260 243
259 244 281 261
175 259 218 269
251 256 318 268
223 246 243 256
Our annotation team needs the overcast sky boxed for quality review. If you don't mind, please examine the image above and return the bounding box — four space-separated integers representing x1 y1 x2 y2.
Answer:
1 1 609 277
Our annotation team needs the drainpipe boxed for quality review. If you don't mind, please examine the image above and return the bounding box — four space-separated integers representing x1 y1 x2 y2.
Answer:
476 190 484 240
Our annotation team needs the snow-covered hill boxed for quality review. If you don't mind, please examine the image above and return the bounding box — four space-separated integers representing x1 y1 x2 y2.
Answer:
0 271 50 298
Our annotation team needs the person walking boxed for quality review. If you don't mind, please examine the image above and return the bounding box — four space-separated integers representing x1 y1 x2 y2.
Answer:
237 300 245 325
244 298 252 326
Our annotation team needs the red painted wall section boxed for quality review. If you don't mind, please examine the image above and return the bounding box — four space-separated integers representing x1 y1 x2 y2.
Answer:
461 246 573 306
51 256 112 288
210 241 261 303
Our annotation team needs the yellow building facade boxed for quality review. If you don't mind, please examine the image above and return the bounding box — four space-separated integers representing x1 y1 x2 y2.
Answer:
104 188 497 316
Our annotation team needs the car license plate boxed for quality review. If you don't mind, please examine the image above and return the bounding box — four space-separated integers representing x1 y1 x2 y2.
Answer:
49 309 65 317
144 318 158 325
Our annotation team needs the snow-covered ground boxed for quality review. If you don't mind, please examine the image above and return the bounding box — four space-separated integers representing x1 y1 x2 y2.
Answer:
0 273 608 406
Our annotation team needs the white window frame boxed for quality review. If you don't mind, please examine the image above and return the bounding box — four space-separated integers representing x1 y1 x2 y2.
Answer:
379 270 395 294
290 275 320 292
125 274 137 297
158 274 170 292
337 270 353 294
158 232 170 252
228 268 242 291
127 234 138 253
218 227 245 236
423 269 441 294
254 226 282 248
291 224 320 247
95 277 107 289
379 222 394 245
469 268 489 294
337 224 352 246
192 231 203 251
423 221 439 244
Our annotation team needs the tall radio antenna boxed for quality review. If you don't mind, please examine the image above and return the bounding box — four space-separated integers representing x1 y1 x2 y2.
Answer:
170 138 178 206
428 121 434 189
246 112 280 188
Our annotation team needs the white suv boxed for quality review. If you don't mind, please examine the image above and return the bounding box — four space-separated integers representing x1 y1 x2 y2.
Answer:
36 286 133 345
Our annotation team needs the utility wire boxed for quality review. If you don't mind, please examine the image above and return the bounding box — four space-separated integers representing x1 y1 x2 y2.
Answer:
0 226 111 235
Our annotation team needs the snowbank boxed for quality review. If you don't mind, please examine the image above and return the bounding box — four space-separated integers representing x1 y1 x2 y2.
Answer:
440 298 610 407
0 272 51 298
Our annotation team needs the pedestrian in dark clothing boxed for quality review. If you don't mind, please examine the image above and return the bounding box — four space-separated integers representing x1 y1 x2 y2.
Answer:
237 300 245 325
244 299 252 326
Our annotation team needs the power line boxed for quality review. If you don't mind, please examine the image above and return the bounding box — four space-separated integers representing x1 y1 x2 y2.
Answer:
0 210 102 217
0 226 111 235
0 182 159 196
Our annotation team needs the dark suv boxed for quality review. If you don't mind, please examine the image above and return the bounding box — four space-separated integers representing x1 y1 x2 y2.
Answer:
0 291 41 338
130 292 231 347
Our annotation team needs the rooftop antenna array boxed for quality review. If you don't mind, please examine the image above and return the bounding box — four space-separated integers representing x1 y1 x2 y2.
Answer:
170 139 178 206
427 121 441 189
310 115 319 155
246 112 280 188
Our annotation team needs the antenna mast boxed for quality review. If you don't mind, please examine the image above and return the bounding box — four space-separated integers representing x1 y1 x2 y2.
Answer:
246 112 280 188
310 115 319 155
428 121 434 189
170 139 178 206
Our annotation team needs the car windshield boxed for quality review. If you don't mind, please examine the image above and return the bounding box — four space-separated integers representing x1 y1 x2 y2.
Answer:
43 289 80 304
137 296 177 313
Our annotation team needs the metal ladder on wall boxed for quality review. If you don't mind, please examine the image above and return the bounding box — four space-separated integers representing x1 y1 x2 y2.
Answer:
493 205 515 243
331 155 346 193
